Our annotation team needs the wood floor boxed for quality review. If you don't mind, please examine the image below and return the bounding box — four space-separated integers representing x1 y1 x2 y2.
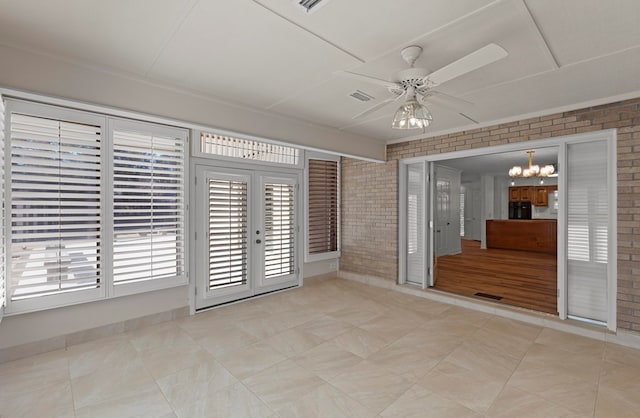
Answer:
434 239 557 314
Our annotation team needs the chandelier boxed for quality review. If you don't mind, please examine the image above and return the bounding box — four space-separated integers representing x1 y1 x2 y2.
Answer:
508 150 555 177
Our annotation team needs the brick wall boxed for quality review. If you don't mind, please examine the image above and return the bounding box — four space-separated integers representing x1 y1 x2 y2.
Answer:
340 97 640 333
341 157 398 280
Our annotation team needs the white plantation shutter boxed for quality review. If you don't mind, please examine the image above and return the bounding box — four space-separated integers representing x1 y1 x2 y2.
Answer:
9 112 103 302
208 178 249 289
567 140 609 322
0 98 5 317
406 163 425 285
112 121 186 286
264 182 296 279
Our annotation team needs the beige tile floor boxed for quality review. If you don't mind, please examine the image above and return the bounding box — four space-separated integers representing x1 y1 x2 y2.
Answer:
1 277 640 417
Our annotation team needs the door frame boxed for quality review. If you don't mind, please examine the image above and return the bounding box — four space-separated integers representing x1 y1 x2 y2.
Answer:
190 157 303 313
398 129 617 331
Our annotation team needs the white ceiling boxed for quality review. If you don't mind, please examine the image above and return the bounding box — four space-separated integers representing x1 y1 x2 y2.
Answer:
0 0 638 148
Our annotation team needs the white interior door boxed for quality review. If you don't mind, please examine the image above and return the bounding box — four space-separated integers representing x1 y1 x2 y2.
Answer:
435 166 461 256
195 166 300 310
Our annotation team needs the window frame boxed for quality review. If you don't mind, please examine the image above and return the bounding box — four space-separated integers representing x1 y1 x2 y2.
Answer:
304 152 340 263
3 99 189 315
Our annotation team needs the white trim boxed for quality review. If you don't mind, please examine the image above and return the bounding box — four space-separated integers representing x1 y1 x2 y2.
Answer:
304 152 341 263
557 144 568 320
397 129 617 329
397 163 408 285
607 131 618 332
387 90 640 146
0 87 385 163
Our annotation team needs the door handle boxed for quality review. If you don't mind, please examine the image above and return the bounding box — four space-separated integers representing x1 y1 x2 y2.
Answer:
256 239 262 244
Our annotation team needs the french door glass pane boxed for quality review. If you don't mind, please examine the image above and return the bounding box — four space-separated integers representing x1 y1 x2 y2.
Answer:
208 179 248 289
264 182 295 279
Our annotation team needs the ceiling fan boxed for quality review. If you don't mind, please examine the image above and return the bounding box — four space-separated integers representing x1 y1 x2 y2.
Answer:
337 43 508 128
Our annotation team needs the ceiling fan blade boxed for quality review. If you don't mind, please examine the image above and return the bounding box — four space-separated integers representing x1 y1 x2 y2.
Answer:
422 91 474 111
352 92 406 119
425 43 508 86
335 70 400 89
421 91 479 124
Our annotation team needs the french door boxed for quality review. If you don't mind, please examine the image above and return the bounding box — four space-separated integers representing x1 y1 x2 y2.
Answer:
195 165 300 309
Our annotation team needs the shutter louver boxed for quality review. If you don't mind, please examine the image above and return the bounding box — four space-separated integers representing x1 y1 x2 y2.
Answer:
264 182 295 279
113 127 185 285
307 159 338 255
567 140 609 322
9 113 102 300
208 179 248 289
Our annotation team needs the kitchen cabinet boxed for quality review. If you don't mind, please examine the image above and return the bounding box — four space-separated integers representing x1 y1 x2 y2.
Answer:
509 186 533 202
533 186 549 206
486 219 557 254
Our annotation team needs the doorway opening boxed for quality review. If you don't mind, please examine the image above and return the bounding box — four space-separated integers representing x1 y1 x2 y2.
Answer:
398 131 617 329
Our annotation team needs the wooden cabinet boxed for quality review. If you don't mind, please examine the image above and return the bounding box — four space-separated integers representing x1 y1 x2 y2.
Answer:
486 220 557 254
509 186 533 202
509 187 521 202
510 185 557 205
533 186 549 206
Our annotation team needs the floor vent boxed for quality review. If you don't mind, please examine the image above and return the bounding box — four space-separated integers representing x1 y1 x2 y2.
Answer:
294 0 331 14
474 292 503 300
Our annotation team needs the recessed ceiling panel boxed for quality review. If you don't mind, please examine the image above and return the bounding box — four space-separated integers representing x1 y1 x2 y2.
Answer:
272 0 558 142
148 1 361 109
525 0 640 66
254 0 495 60
395 0 557 97
463 47 640 124
0 0 194 74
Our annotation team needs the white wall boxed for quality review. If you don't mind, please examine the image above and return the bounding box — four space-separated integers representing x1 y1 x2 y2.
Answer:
304 259 338 278
0 286 187 349
0 44 385 161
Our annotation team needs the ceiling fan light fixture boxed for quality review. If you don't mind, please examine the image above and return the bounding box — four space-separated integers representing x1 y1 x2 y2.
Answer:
391 98 432 129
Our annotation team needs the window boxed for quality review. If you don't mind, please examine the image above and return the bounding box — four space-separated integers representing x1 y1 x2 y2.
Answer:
200 132 299 166
305 156 339 261
112 120 187 292
4 100 187 313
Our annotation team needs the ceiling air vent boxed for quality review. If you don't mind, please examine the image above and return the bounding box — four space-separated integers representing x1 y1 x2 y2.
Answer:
349 90 374 102
294 0 331 14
